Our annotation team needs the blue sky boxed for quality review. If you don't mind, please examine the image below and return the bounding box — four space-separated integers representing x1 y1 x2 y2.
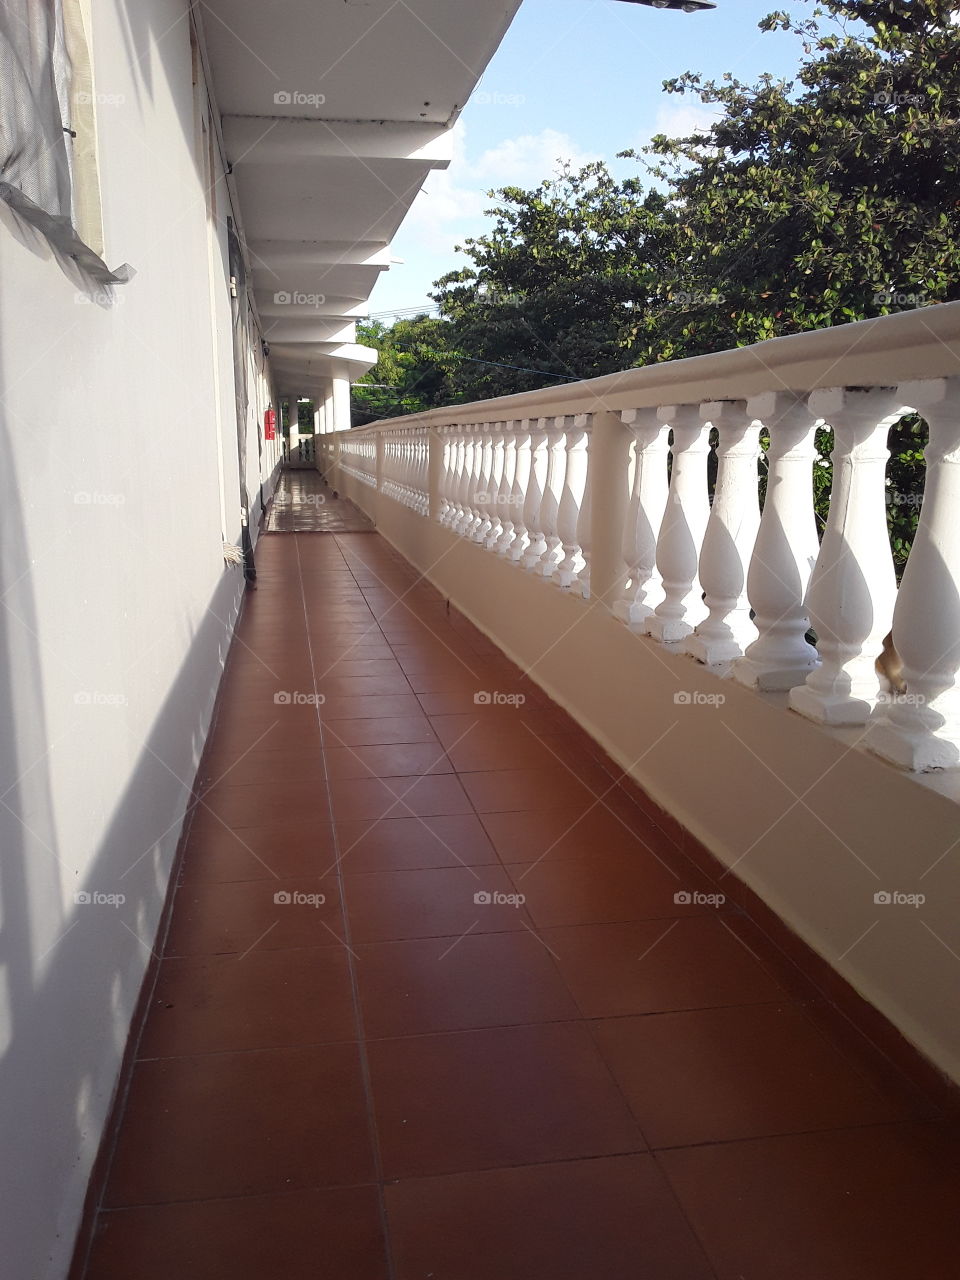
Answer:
368 0 810 317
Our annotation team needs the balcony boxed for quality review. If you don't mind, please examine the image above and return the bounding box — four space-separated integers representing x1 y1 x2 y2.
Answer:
76 472 959 1279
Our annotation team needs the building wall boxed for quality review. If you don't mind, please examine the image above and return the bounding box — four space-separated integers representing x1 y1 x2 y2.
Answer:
0 3 279 1276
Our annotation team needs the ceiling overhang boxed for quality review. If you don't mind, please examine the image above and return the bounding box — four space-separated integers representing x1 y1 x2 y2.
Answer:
196 0 522 398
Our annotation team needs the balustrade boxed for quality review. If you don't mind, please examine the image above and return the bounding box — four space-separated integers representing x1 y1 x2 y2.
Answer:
326 304 960 773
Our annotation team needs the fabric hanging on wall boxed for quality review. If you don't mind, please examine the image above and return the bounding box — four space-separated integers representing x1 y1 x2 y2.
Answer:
0 0 131 286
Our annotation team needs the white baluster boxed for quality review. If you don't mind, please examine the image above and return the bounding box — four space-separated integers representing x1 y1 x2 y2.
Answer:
645 406 711 642
575 427 593 599
507 421 534 561
449 431 468 528
471 427 494 542
494 428 519 555
614 408 670 628
457 426 481 535
521 420 551 570
687 400 761 665
867 377 960 769
790 388 906 724
554 416 591 589
733 392 821 690
484 426 506 549
533 418 569 578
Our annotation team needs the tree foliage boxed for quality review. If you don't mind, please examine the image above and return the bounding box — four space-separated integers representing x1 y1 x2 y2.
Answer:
356 0 960 565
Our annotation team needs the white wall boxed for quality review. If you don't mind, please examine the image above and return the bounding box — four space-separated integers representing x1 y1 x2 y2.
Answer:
0 4 279 1276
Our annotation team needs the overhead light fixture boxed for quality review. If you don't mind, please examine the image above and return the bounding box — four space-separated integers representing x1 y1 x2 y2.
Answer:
616 0 716 11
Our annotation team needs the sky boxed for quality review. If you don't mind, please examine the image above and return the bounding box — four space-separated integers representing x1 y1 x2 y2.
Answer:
367 0 810 318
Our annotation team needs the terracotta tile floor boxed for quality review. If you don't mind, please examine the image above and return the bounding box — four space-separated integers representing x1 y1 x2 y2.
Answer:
81 478 959 1279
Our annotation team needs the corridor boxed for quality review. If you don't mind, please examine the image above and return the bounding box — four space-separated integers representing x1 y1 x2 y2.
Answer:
79 478 959 1280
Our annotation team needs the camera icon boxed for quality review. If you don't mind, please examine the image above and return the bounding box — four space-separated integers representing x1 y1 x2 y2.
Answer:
74 891 91 905
673 890 692 905
474 691 492 705
74 691 92 705
874 891 892 905
274 691 292 704
274 91 292 105
873 90 891 105
274 291 291 305
673 691 692 705
473 891 492 905
274 891 292 905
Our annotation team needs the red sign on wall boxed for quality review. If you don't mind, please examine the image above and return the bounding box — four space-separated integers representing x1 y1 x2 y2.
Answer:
264 408 277 440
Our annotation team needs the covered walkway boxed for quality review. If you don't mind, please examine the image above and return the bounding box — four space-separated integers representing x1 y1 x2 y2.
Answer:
79 478 958 1279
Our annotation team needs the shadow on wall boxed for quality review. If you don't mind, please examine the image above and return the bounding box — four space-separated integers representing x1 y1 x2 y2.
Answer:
0 334 244 1276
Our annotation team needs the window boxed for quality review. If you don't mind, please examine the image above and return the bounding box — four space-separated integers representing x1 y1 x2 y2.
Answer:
0 0 128 285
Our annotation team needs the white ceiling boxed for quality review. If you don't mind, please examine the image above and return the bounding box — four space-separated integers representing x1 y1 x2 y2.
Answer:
197 0 522 396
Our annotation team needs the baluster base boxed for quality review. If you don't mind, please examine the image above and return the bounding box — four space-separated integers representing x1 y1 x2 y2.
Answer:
788 684 873 726
732 653 819 692
866 703 960 771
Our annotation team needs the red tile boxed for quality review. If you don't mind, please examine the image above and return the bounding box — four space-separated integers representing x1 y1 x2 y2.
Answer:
320 693 423 720
659 1123 960 1280
479 806 655 863
355 930 579 1037
507 850 725 927
592 1003 913 1148
196 745 324 791
139 947 355 1057
334 814 498 872
178 822 336 883
459 767 598 814
196 779 329 830
368 1023 644 1177
329 774 472 821
104 1043 374 1205
164 877 345 955
323 742 453 779
386 1156 714 1280
322 714 437 746
546 917 786 1017
86 1186 388 1280
316 674 413 697
343 866 530 942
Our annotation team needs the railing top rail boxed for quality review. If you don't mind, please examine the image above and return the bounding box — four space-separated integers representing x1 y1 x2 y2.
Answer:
348 302 960 434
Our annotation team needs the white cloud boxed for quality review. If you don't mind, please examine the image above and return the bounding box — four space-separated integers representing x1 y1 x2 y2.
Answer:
404 123 598 252
650 101 721 141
